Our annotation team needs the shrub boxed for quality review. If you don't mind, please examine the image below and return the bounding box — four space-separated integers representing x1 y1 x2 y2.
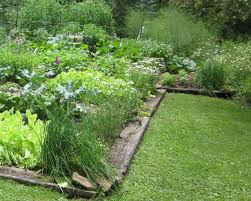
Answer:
170 0 251 36
113 39 143 61
91 55 162 98
161 72 176 86
136 40 173 61
57 22 82 34
20 0 63 31
29 28 50 43
197 56 226 90
66 0 114 33
0 109 45 168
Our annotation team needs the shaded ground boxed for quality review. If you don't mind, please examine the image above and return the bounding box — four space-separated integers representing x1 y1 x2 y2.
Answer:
1 94 251 200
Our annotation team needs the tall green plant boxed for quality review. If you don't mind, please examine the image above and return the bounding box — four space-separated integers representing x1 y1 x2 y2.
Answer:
144 6 212 52
66 0 114 33
41 106 114 182
125 9 148 38
197 56 226 91
20 0 63 31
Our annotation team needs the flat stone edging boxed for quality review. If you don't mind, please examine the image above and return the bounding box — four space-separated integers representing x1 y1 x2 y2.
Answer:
0 173 96 198
0 166 96 199
110 89 166 183
158 86 235 99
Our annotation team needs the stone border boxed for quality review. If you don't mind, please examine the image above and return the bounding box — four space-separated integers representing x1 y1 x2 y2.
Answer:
0 166 96 199
158 86 235 99
110 89 166 183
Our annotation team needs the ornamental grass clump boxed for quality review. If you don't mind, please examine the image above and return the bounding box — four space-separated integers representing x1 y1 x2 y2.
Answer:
198 56 226 91
41 106 114 183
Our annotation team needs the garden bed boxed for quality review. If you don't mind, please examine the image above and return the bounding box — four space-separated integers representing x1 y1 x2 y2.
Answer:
0 89 166 199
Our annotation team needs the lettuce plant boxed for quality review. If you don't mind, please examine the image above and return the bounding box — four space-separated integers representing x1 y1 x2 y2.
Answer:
0 109 45 168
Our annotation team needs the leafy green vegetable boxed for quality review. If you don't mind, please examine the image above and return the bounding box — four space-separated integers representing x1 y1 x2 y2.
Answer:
0 109 45 168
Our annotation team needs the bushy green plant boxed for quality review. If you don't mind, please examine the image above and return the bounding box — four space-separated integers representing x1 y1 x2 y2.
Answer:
42 49 90 73
192 40 250 98
129 57 163 98
197 56 226 90
0 82 21 112
125 9 148 38
20 0 63 31
46 69 142 107
161 72 176 86
178 69 189 85
29 28 50 43
0 49 42 82
0 109 45 168
240 76 251 103
144 6 212 52
92 55 129 77
41 106 114 182
81 99 136 144
113 39 143 60
114 39 173 61
82 24 109 44
66 0 114 33
91 55 162 98
57 22 82 34
0 26 6 44
136 39 173 61
221 41 251 88
170 0 251 36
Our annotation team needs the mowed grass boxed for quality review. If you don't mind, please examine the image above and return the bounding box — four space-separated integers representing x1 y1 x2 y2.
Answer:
0 94 250 200
0 179 82 201
106 94 251 201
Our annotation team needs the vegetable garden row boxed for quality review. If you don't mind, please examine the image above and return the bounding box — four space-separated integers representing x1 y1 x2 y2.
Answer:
0 26 172 192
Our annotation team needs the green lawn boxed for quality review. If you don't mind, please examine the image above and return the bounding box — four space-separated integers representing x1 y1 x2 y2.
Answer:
0 94 251 201
106 94 251 200
0 179 75 201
